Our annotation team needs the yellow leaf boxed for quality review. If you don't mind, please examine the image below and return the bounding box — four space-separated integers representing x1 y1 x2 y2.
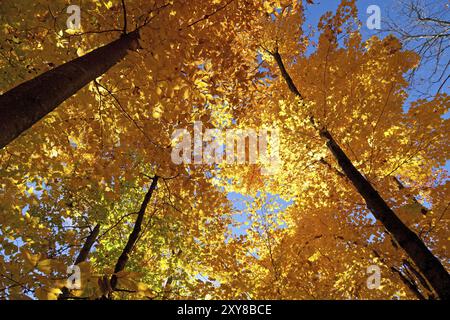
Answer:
23 249 40 267
76 47 85 57
37 259 53 274
104 1 113 9
183 87 190 99
308 251 321 262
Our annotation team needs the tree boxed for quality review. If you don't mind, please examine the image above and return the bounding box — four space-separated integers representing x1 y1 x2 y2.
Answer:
0 30 140 149
0 0 448 300
0 0 250 149
271 48 450 298
215 0 449 298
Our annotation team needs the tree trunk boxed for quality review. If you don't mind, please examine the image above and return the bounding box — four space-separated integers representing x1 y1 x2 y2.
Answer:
272 50 450 300
0 30 140 149
110 176 159 291
320 129 450 299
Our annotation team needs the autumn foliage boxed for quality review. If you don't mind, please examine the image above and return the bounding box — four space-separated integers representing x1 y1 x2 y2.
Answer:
0 0 448 300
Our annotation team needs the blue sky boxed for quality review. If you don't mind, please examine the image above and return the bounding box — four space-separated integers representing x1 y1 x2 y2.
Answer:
304 0 448 94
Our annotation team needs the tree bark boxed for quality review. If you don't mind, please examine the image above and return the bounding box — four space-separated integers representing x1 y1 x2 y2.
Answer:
110 176 159 291
391 266 426 300
0 30 140 149
272 50 450 300
74 224 101 265
59 224 101 300
403 259 435 298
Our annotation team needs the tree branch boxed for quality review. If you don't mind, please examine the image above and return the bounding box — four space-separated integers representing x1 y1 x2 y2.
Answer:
121 0 128 34
183 0 235 30
393 177 428 216
74 224 101 265
110 176 159 291
391 266 426 300
58 224 101 300
272 50 304 99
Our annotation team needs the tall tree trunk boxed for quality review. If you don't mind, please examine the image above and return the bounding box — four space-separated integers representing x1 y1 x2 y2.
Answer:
272 50 450 300
110 176 159 291
0 30 140 149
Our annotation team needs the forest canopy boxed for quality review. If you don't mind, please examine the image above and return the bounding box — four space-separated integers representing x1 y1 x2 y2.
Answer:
0 0 449 300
